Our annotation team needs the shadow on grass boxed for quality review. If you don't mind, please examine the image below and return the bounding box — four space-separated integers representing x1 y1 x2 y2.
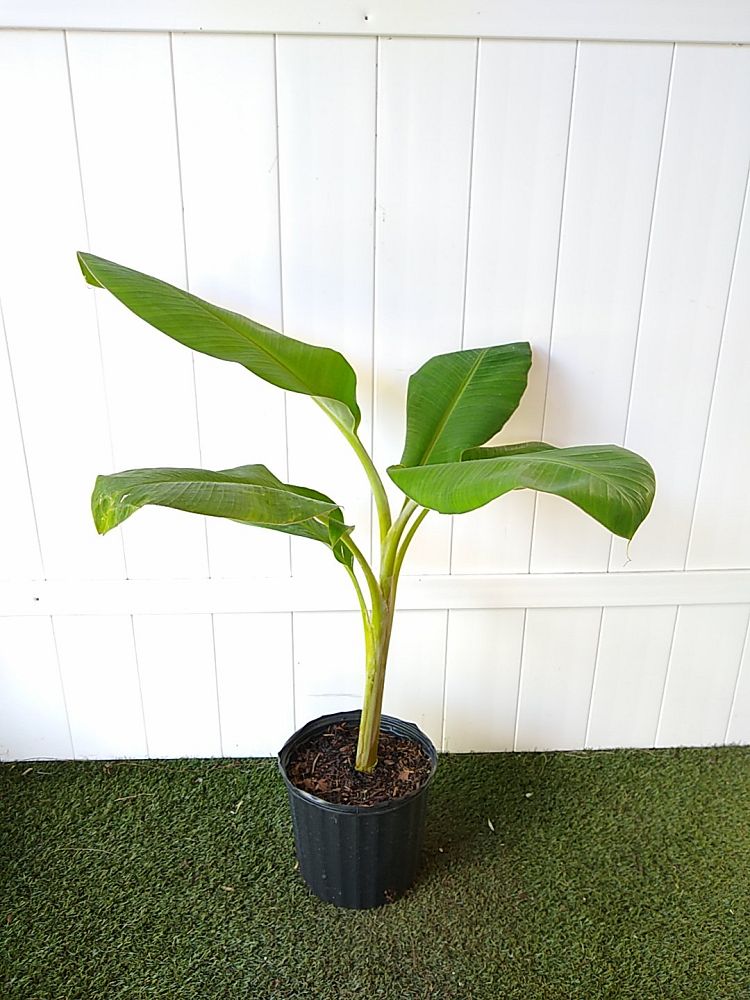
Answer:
416 750 549 890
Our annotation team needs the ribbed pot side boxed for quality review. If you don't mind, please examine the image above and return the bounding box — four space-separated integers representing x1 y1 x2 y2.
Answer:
278 711 438 910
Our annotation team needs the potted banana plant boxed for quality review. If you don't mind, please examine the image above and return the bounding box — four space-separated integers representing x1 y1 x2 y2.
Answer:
79 251 655 909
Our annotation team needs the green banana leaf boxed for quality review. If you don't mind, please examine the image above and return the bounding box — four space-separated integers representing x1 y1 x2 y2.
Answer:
92 463 353 565
389 442 655 539
400 342 532 467
78 252 361 432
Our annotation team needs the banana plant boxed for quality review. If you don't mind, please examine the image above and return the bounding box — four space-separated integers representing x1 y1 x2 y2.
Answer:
79 252 656 773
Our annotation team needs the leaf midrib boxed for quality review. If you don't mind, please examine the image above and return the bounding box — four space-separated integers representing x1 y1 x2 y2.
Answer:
122 479 337 527
415 349 488 465
89 255 351 415
463 451 649 507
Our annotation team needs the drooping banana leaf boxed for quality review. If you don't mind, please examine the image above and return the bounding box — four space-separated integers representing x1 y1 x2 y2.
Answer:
92 463 353 565
78 252 361 432
389 442 655 539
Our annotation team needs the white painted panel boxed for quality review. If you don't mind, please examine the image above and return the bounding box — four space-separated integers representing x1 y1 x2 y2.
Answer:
0 305 42 580
172 32 289 579
532 42 672 572
0 30 123 581
612 44 750 571
657 604 749 746
373 37 477 572
586 605 677 748
133 614 220 756
0 617 71 760
213 613 294 756
452 39 575 574
726 623 750 744
293 611 365 725
687 182 750 569
277 35 376 572
443 608 525 752
2 27 750 758
381 610 446 747
293 609 446 747
4 1 750 44
515 607 601 750
54 614 146 758
6 570 750 617
67 30 207 579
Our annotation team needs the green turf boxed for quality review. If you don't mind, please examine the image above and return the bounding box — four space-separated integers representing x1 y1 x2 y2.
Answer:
1 747 749 999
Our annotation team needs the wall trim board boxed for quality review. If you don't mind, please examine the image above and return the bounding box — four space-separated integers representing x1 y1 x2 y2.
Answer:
1 2 749 43
3 570 749 616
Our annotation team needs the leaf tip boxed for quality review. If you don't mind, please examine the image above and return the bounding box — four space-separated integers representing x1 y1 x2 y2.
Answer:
77 251 103 288
91 478 120 534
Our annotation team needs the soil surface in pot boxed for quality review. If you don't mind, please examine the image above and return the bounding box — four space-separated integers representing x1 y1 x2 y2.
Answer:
286 721 432 806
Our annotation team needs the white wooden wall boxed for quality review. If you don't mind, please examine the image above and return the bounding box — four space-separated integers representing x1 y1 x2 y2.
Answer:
2 2 750 760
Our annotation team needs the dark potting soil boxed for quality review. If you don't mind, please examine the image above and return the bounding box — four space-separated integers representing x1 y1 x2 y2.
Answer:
285 721 432 806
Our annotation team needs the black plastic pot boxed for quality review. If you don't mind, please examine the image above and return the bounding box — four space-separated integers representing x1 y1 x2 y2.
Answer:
277 710 438 909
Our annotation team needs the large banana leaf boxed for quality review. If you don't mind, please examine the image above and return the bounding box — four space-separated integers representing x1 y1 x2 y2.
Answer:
389 442 655 539
92 463 353 565
78 252 361 431
400 343 532 467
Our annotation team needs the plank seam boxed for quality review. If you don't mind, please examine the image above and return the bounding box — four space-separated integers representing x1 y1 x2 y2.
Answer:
0 296 46 579
653 603 680 745
128 612 151 758
368 35 380 564
169 30 212 579
583 606 605 747
439 608 452 751
683 149 750 569
512 607 529 750
607 41 675 571
64 28 127 576
209 613 224 756
290 610 297 730
49 615 76 759
723 608 750 743
528 39 578 572
447 36 480 578
272 32 293 578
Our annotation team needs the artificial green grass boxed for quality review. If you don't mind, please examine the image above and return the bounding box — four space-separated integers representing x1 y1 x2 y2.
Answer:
1 747 749 999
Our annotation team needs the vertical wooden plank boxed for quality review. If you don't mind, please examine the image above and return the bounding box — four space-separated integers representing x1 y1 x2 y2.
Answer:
726 623 750 744
293 611 365 725
452 39 575 574
532 42 672 572
0 617 72 761
293 609 446 748
0 304 42 580
277 35 376 575
53 615 147 758
172 32 288 579
0 30 123 581
443 608 525 752
515 607 601 750
586 605 677 748
382 610 446 747
214 613 294 756
67 30 208 580
133 614 220 757
657 604 749 747
687 180 750 569
374 37 477 573
611 44 750 571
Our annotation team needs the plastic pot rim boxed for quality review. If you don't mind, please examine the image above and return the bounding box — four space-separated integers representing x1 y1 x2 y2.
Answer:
277 709 438 816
